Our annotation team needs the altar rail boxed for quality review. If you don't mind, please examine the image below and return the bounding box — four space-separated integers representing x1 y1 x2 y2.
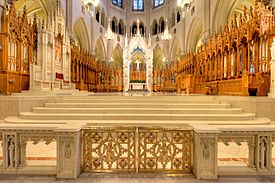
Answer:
83 127 192 173
1 124 275 179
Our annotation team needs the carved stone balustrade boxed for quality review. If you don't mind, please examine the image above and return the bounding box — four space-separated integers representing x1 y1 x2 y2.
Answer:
0 123 275 179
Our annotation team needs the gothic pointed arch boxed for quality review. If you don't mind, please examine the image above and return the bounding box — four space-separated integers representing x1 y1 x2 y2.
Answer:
118 19 125 35
95 37 106 62
170 38 182 62
132 21 145 36
212 0 254 32
152 19 158 35
112 45 123 70
95 6 101 23
186 18 203 52
153 45 165 71
112 17 118 33
159 17 165 33
73 17 91 51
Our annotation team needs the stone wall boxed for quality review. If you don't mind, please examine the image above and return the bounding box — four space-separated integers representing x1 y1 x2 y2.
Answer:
217 96 275 121
0 96 50 120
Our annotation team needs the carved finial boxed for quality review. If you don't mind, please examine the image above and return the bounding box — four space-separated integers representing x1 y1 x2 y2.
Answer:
249 6 253 19
10 0 15 6
224 24 229 34
243 6 247 21
234 14 237 27
239 13 243 26
254 1 259 17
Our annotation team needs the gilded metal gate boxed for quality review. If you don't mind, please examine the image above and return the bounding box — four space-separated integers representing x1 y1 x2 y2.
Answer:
82 127 192 173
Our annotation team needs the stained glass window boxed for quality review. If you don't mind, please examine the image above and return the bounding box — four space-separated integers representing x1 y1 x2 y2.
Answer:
154 0 164 8
133 0 144 11
112 0 122 7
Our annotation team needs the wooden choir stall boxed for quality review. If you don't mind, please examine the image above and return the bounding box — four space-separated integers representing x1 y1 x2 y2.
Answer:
0 3 37 95
177 3 273 96
71 46 123 92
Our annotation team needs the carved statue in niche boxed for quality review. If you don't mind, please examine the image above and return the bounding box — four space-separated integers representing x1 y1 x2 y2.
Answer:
8 139 15 168
259 136 268 169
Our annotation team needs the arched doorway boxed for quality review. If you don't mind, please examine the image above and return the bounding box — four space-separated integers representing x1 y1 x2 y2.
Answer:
130 49 147 88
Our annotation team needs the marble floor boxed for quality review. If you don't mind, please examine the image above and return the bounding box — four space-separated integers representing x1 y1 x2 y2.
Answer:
0 173 275 183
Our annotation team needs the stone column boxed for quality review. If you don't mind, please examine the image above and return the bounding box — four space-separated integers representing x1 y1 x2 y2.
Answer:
247 142 255 167
256 134 272 173
19 142 27 166
202 0 210 43
56 128 81 179
192 125 220 180
270 38 275 98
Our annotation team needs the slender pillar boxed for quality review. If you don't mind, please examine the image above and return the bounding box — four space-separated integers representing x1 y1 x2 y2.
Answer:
270 38 275 98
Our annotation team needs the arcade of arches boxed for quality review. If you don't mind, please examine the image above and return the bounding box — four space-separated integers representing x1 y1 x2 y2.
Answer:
0 0 275 181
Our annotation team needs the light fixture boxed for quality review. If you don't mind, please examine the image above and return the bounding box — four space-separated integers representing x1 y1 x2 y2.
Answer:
177 0 190 9
82 0 100 7
81 0 100 16
105 19 114 40
161 19 172 40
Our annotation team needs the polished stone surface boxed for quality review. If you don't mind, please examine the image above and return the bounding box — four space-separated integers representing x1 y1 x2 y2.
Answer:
0 173 275 183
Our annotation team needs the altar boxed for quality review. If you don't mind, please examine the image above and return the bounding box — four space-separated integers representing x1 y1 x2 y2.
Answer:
130 83 147 90
123 19 153 92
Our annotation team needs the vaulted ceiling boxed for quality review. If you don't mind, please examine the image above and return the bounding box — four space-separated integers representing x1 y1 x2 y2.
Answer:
15 0 57 18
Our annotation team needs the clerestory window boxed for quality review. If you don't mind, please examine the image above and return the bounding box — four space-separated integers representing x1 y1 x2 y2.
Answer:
133 0 144 11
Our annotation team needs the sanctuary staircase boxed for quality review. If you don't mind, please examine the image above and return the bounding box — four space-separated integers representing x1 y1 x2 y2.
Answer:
1 95 273 179
4 95 270 125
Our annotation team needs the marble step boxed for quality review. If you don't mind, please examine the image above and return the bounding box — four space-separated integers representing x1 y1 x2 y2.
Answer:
11 90 91 96
19 112 256 121
32 107 243 114
4 117 270 125
53 99 221 104
59 95 216 99
44 103 231 109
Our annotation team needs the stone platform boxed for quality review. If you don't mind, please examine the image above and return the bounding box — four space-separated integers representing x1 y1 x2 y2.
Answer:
0 93 275 180
3 95 270 125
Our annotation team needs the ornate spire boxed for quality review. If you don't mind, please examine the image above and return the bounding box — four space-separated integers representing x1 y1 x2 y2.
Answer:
136 19 141 37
